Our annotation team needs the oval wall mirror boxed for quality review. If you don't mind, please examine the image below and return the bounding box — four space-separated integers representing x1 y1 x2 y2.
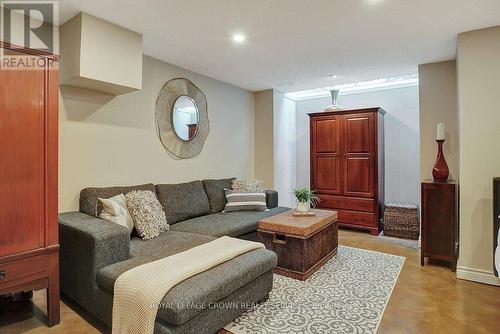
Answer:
172 95 199 141
155 78 209 159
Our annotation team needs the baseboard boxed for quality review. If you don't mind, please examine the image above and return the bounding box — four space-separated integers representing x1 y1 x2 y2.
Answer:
456 266 500 286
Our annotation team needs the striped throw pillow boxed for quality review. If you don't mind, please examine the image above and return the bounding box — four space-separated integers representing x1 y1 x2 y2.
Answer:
223 189 268 212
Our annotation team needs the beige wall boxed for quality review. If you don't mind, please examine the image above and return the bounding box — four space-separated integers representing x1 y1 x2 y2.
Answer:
457 25 500 284
254 90 274 188
59 55 255 212
418 61 458 181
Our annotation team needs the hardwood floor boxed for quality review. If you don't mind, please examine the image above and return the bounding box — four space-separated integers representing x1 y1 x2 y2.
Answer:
1 229 499 333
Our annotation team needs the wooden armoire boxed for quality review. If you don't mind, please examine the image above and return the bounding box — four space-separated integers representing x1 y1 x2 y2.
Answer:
309 107 385 236
0 42 60 325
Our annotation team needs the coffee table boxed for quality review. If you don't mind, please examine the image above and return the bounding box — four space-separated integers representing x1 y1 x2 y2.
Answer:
257 209 338 280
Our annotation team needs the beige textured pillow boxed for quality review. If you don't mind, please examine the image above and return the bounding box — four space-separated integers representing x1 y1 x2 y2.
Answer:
98 194 134 234
125 190 168 240
232 179 265 193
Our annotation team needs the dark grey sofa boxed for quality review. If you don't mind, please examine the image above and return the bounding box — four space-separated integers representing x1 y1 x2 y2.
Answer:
59 178 289 334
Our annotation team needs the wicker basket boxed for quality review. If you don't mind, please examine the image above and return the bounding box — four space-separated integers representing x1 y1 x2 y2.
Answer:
383 203 419 239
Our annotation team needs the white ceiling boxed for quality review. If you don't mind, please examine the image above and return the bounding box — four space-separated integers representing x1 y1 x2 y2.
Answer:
58 0 500 92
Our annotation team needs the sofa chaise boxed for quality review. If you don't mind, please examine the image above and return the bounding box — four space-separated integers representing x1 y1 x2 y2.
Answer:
59 178 289 334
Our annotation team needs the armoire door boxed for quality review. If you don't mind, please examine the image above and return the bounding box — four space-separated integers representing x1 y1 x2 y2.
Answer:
311 116 341 194
0 51 46 256
341 113 375 198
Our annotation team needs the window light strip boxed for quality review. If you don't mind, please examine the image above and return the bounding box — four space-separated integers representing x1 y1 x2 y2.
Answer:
285 75 419 101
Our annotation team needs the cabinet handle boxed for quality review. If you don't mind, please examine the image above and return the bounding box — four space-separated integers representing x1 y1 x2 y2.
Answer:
0 270 5 279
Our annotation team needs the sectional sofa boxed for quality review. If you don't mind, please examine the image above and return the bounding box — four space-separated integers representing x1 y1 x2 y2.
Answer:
59 178 289 334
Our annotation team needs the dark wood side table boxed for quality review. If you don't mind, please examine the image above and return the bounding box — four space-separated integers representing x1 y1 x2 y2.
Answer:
421 180 458 271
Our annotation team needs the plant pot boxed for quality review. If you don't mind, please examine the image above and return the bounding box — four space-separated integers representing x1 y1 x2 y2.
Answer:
296 200 310 213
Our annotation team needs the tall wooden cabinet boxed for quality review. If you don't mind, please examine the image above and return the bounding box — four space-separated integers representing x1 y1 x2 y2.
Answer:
309 107 385 235
0 42 60 326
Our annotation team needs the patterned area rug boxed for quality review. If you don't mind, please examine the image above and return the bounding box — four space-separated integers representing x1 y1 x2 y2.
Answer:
225 246 404 334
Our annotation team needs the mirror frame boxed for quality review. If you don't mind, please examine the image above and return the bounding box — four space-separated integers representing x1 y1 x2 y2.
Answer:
155 78 209 159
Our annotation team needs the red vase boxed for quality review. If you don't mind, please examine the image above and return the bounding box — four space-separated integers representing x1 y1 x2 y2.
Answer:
432 139 449 182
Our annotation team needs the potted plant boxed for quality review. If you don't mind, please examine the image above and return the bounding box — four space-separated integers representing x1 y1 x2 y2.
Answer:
294 188 320 213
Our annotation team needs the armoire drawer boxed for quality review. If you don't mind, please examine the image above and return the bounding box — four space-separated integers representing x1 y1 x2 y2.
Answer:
338 210 375 227
0 254 49 285
318 195 374 213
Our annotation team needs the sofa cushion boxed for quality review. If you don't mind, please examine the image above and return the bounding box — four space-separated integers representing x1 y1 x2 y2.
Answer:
80 183 157 217
202 178 235 213
155 181 211 225
96 231 277 326
170 206 290 237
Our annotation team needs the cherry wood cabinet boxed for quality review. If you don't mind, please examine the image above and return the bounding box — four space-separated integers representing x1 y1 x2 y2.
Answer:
309 108 385 235
421 180 457 271
0 42 60 326
187 123 198 140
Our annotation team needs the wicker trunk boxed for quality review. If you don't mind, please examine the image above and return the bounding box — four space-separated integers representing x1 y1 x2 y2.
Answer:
383 203 419 239
257 210 338 280
259 223 337 279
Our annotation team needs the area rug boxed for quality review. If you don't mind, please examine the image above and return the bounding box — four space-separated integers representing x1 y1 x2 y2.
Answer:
225 246 404 334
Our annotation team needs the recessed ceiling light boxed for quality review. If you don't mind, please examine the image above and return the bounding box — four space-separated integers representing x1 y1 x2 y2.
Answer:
232 34 246 43
329 74 338 79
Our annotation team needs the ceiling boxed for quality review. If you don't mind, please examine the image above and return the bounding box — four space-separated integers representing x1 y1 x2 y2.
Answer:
58 0 500 92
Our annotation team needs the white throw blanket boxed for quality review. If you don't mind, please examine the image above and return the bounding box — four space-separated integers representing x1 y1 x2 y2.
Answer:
112 236 265 334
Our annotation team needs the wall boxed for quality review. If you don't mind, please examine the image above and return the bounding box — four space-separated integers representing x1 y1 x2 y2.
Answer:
418 61 458 181
59 55 255 212
254 90 275 189
457 25 500 285
273 91 297 207
295 86 420 205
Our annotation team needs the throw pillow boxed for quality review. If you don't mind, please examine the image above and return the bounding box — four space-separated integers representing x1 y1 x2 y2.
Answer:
223 189 268 212
125 190 169 240
231 179 265 193
98 194 134 234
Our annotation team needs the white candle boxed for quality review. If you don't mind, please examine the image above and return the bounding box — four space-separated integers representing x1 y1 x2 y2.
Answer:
437 122 445 140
